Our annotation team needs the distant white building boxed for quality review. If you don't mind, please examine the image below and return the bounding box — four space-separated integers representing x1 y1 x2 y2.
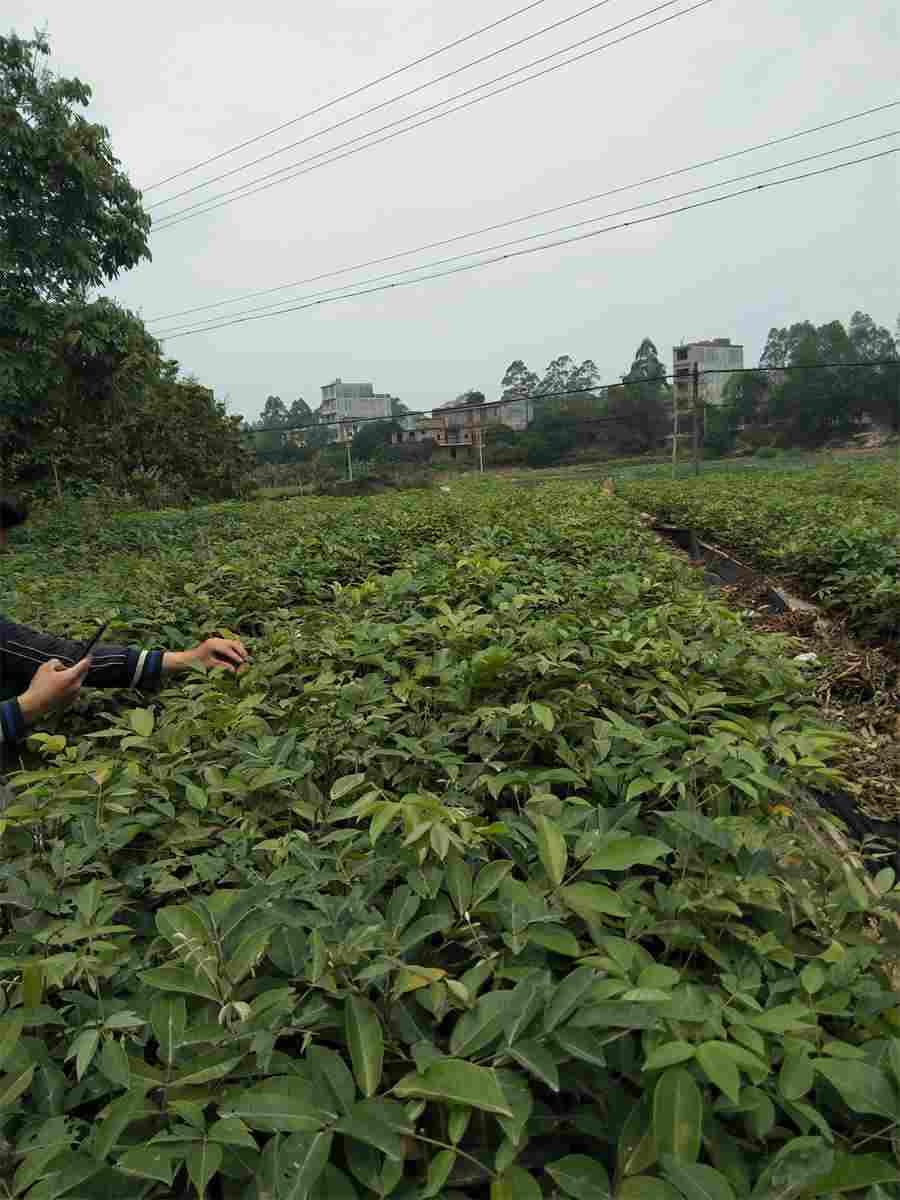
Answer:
317 379 396 442
673 339 743 407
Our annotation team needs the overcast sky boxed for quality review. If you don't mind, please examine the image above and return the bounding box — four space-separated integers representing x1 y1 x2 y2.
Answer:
9 0 899 421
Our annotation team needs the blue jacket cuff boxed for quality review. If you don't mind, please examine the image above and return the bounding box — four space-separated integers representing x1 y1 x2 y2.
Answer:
124 648 165 690
0 698 26 746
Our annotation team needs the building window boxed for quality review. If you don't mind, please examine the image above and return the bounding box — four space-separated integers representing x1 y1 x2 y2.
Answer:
675 347 688 362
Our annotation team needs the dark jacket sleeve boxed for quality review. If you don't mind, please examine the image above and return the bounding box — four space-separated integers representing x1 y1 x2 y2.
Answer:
0 616 164 751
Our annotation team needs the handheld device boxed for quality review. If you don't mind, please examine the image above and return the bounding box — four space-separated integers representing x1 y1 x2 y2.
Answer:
81 621 109 659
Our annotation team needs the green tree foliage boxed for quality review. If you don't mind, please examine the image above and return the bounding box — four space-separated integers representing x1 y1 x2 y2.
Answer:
601 338 670 454
1 30 248 501
453 389 486 407
761 312 898 442
500 359 539 402
0 31 150 302
351 419 399 461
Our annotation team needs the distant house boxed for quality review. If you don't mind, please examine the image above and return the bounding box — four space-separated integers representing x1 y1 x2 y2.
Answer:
391 396 534 459
672 339 743 407
317 379 398 442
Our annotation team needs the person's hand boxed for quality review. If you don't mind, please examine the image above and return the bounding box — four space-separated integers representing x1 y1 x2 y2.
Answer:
163 638 250 675
18 658 91 723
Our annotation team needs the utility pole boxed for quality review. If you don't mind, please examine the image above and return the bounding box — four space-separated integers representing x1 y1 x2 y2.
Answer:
478 429 484 475
672 381 679 480
692 361 701 477
346 438 353 482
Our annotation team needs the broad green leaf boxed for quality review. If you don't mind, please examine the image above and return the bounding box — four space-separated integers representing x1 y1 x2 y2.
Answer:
813 1059 898 1118
544 966 597 1033
116 1146 176 1185
472 861 514 908
394 1059 513 1116
450 990 508 1057
509 1039 559 1092
662 1157 736 1200
800 961 825 995
98 1038 131 1091
0 1064 34 1109
546 1154 612 1197
226 927 273 984
809 1153 900 1194
141 966 219 1003
335 1100 404 1161
186 1140 223 1199
445 852 473 915
330 773 367 800
696 1043 741 1104
0 1013 23 1071
618 1180 680 1200
423 1149 455 1197
553 1027 608 1068
130 707 154 737
531 701 555 731
560 882 628 920
653 1068 701 1163
746 1004 811 1034
586 836 672 872
171 1052 244 1087
779 1051 814 1101
533 813 567 888
618 1099 658 1177
207 1117 259 1149
308 1046 356 1114
93 1091 145 1161
150 994 186 1067
644 1042 696 1072
277 1131 333 1200
492 1165 542 1200
345 996 384 1099
310 1165 358 1200
222 1080 335 1132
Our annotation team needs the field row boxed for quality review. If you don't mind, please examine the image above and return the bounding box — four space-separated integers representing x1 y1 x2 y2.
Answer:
620 459 900 638
3 483 900 1198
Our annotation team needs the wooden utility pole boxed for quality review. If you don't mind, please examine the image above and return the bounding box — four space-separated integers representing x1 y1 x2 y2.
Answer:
692 361 701 476
672 382 679 479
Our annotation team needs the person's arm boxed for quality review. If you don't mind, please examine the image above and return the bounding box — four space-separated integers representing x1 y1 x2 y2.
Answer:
1 619 249 694
161 638 249 676
1 657 91 748
0 616 163 693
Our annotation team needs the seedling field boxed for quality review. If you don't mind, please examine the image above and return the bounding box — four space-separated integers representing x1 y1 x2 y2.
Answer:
2 482 900 1198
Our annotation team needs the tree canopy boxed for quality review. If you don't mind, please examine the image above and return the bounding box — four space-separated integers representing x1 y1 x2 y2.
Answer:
0 30 249 501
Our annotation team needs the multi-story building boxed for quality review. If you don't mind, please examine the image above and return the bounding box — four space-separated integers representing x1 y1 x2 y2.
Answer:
672 339 743 408
317 379 396 442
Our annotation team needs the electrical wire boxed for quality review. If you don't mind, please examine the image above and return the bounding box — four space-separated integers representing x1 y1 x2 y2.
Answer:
142 0 556 191
151 0 714 232
147 0 626 211
155 146 900 341
148 100 900 326
245 360 900 437
150 129 900 336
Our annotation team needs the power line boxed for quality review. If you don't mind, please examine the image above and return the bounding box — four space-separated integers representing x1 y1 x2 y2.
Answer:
147 100 900 326
151 0 714 232
148 0 625 211
142 0 556 192
155 146 900 341
150 130 900 336
245 361 900 437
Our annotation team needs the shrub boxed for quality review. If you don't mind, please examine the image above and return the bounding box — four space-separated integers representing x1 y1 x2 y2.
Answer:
3 483 900 1197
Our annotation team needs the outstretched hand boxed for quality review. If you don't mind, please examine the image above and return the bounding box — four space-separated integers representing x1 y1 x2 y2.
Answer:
18 657 91 723
163 638 250 675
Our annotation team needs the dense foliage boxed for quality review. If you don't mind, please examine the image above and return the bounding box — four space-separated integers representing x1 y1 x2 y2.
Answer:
2 482 900 1198
1 31 251 503
620 458 900 639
